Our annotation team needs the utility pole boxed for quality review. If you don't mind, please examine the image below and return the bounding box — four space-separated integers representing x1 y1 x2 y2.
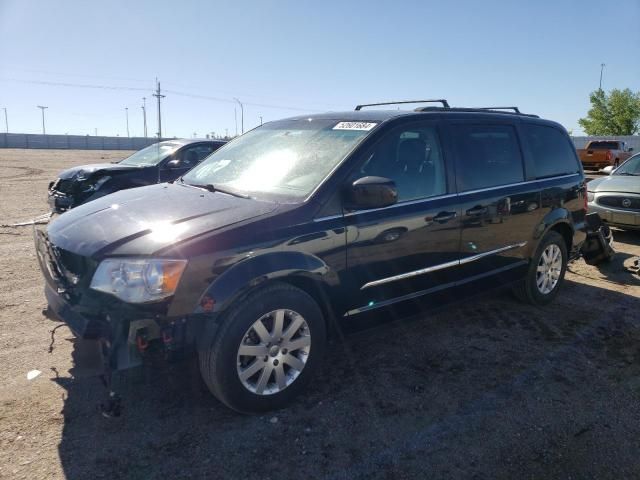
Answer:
37 105 48 135
141 97 147 137
599 63 606 91
125 107 130 137
233 97 244 134
153 79 165 138
2 108 7 133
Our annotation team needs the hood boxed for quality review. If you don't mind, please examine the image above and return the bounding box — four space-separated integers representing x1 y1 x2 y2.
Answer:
58 163 146 180
588 175 640 194
47 183 278 257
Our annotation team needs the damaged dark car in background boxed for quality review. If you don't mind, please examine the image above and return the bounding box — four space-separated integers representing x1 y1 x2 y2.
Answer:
47 139 225 212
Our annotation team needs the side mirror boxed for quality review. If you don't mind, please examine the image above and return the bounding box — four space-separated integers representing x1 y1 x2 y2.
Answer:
628 147 634 152
346 176 397 210
602 165 614 175
166 159 182 169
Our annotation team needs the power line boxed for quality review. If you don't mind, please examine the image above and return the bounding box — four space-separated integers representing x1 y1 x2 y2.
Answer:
163 89 332 112
0 77 148 92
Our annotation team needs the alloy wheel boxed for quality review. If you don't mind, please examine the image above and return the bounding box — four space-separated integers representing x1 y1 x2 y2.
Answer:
536 244 563 294
236 309 311 395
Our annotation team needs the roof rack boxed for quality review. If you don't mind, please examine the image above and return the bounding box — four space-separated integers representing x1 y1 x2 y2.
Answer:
355 99 450 111
413 106 539 118
477 107 521 113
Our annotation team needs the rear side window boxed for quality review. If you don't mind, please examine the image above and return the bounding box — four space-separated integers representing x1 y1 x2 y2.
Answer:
588 141 619 150
523 125 579 179
452 124 524 191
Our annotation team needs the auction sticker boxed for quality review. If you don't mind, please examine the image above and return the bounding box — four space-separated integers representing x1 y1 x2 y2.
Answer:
333 122 377 131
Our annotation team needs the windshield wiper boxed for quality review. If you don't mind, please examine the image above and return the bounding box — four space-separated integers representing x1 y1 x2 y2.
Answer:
615 172 639 176
186 182 250 199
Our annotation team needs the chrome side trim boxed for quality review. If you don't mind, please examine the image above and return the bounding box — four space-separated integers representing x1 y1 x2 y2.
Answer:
313 213 344 222
361 259 460 290
458 241 527 265
344 193 458 217
360 241 527 290
457 174 580 197
347 260 527 316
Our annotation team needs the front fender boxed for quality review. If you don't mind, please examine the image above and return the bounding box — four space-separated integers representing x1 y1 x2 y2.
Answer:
193 251 330 315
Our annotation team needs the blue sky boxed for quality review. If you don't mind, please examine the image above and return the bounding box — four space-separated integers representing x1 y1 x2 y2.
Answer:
0 0 639 137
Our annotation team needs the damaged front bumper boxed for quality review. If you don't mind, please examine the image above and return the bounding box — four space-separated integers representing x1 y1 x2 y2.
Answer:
35 227 203 374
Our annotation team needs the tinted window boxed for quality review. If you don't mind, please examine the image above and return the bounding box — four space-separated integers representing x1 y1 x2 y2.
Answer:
523 124 579 179
354 124 447 202
179 144 217 168
588 141 619 150
453 125 524 191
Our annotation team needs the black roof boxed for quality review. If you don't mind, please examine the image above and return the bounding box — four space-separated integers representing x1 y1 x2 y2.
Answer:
284 109 564 130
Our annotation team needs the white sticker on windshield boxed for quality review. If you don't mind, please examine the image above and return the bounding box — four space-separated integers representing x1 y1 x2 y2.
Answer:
333 122 377 131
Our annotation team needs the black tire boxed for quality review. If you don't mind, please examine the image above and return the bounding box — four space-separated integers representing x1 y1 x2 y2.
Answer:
513 231 568 306
198 282 326 413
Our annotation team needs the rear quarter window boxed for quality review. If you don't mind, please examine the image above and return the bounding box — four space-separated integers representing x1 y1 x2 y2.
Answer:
452 124 524 192
522 124 580 179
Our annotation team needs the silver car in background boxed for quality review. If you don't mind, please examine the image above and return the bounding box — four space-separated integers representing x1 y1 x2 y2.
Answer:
588 153 640 229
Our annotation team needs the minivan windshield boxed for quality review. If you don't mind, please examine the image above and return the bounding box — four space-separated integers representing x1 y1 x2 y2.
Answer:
613 154 640 176
181 119 376 201
119 142 181 166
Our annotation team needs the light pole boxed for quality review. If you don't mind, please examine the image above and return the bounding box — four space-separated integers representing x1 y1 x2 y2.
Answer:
141 97 147 137
125 107 130 137
599 63 606 91
2 107 7 133
37 105 48 135
233 97 244 134
259 115 263 126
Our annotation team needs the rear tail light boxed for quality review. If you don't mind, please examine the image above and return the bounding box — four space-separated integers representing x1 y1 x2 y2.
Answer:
606 151 613 162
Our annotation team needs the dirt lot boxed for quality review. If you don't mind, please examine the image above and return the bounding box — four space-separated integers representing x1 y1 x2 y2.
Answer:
1 148 639 480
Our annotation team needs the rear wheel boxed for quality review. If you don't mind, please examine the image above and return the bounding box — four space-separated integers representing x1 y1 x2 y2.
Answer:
198 282 326 413
513 231 568 305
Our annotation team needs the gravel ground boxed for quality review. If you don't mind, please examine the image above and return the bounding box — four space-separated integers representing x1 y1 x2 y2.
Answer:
1 149 639 480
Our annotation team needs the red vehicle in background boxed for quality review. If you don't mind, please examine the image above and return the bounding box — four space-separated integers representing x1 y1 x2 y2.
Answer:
577 140 634 170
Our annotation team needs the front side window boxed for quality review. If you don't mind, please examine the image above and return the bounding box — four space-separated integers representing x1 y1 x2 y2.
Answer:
120 142 181 166
352 124 447 202
452 124 524 191
182 119 375 202
614 154 640 176
522 124 580 179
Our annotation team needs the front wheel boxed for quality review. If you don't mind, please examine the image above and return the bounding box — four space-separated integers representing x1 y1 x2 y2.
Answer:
513 231 568 305
198 282 326 413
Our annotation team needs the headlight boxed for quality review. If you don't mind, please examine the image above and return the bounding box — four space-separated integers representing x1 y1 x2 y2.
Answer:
83 176 111 193
587 191 595 202
90 258 187 303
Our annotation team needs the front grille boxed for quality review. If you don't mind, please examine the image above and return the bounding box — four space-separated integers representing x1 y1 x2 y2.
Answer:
597 195 640 211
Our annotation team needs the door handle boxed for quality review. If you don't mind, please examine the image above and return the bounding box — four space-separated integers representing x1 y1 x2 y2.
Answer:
433 211 457 223
466 205 488 216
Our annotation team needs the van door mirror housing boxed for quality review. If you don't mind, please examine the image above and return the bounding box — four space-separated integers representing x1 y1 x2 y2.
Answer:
346 176 398 210
166 159 182 169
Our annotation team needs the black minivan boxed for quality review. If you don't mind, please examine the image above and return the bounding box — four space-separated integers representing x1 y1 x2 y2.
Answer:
35 101 587 413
